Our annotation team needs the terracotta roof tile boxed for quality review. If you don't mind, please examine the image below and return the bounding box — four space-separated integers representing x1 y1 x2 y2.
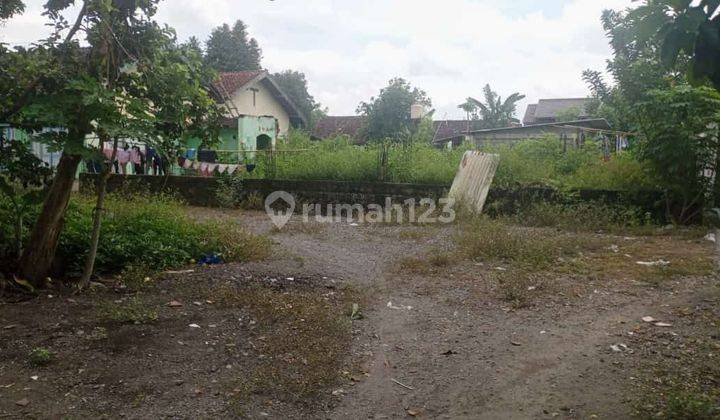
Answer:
213 71 265 99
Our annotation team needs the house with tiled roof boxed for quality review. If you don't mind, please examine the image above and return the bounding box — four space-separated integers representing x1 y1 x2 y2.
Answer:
195 70 307 154
523 98 594 126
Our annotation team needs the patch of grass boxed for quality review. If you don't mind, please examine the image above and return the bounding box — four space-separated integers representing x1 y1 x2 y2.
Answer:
211 282 355 402
28 347 52 366
116 265 156 290
664 391 718 420
513 201 653 233
240 192 264 211
57 193 270 277
398 249 456 274
99 297 158 324
492 268 547 309
456 217 598 271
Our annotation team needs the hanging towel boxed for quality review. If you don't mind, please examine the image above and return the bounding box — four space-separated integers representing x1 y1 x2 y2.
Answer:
182 158 193 169
207 163 218 174
217 164 228 174
227 164 238 174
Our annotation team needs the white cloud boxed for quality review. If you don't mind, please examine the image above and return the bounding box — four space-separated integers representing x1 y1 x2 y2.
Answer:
1 0 634 119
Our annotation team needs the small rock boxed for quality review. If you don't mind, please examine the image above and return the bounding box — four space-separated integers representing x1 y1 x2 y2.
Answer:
174 380 184 386
15 398 29 407
168 300 183 308
655 322 673 327
511 341 522 347
188 324 201 329
30 376 38 381
642 316 656 323
407 409 420 416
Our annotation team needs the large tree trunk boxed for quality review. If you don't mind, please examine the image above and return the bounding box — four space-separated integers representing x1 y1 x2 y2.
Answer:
18 152 82 285
80 137 117 288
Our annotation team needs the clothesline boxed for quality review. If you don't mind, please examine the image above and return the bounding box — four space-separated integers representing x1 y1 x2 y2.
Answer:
551 124 637 137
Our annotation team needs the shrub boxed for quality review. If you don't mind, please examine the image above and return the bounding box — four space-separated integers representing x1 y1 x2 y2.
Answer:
99 296 158 324
28 347 52 366
57 193 270 277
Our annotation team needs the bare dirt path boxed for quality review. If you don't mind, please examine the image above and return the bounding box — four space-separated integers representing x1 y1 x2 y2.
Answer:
1 208 716 419
214 209 718 419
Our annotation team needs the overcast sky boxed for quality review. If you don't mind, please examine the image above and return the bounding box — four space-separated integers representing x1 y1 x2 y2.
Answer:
1 0 634 120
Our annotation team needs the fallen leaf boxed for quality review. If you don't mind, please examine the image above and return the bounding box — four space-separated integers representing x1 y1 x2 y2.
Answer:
407 409 420 416
511 341 522 346
168 300 183 308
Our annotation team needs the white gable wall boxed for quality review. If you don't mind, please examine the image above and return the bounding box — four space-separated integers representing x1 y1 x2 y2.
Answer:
226 79 291 136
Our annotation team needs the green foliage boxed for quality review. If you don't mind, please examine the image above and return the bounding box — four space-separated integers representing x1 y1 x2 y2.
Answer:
664 391 718 420
244 131 653 190
204 20 262 72
272 70 321 128
464 84 525 129
357 78 432 142
0 141 52 260
0 0 24 20
99 297 158 324
28 347 52 366
512 201 653 232
633 0 720 89
486 136 655 190
53 193 270 276
634 85 720 223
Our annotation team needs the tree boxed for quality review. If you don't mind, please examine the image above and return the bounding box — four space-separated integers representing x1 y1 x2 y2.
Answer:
635 86 720 223
632 0 720 90
272 70 322 129
0 0 23 20
357 78 431 142
204 20 262 72
0 140 52 261
465 84 525 129
1 0 221 286
582 7 689 132
457 99 476 132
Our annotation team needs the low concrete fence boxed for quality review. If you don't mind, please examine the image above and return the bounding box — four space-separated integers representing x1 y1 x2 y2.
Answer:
79 174 449 208
79 174 666 221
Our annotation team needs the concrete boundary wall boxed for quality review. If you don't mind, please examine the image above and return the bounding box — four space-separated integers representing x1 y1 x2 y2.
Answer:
79 174 666 221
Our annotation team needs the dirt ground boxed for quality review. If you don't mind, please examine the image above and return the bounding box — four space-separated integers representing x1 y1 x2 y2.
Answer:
1 208 718 419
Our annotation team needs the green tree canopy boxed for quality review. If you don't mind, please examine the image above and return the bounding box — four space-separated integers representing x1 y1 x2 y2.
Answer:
204 20 262 72
464 84 525 129
1 0 222 284
272 70 322 129
357 78 431 142
631 0 720 90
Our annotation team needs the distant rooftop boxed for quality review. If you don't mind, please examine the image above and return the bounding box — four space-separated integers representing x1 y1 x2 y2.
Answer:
523 98 594 125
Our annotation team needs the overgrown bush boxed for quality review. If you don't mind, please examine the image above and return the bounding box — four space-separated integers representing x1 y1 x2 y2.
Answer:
239 131 655 192
54 193 270 276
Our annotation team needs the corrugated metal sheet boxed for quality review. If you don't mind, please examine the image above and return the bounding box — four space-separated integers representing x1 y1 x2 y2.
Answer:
448 151 500 214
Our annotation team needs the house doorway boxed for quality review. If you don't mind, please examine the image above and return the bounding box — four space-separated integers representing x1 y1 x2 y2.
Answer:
256 134 272 150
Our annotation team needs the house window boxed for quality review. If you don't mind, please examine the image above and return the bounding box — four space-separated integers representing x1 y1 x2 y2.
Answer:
247 87 259 107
